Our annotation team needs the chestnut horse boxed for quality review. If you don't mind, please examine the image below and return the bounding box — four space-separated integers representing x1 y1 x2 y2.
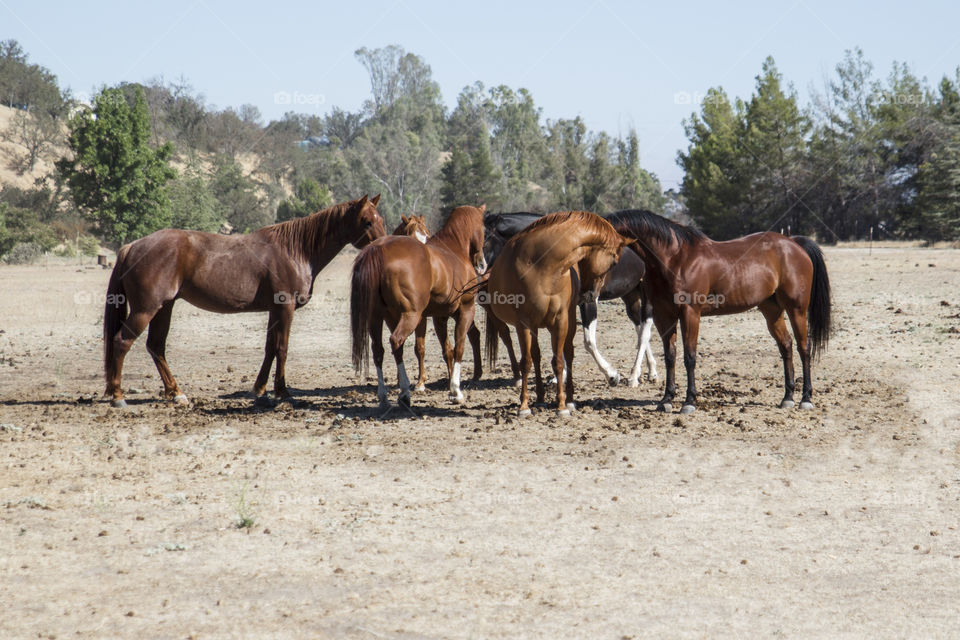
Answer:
485 211 631 416
351 205 487 408
608 209 832 413
393 215 484 392
482 212 658 387
104 195 385 407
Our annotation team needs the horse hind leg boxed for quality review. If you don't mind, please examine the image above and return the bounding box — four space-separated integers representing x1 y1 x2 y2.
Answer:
624 292 657 386
389 312 421 406
369 315 389 410
145 301 187 404
413 318 427 392
105 309 156 408
760 299 795 409
785 304 814 409
468 322 483 381
581 300 619 386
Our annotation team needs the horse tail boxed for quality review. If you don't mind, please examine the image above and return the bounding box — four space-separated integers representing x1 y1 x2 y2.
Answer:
104 245 131 378
483 295 500 368
350 243 384 374
791 236 832 359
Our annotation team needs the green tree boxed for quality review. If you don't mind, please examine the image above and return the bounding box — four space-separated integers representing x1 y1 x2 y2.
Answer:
440 121 500 211
56 86 176 246
166 157 221 231
209 155 269 232
276 177 333 221
913 72 960 241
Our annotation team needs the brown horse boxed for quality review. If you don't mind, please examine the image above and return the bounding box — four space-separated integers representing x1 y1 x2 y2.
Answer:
392 215 485 392
607 209 832 414
104 195 385 407
351 205 487 409
485 211 631 416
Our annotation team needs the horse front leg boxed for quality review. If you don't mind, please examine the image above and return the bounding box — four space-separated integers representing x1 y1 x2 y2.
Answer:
580 299 619 386
413 318 428 392
624 291 657 386
516 327 533 417
678 306 701 414
656 313 678 412
271 304 296 401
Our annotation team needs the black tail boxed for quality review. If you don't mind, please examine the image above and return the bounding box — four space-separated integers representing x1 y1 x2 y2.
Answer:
484 301 499 368
792 236 832 359
104 246 130 381
350 244 384 375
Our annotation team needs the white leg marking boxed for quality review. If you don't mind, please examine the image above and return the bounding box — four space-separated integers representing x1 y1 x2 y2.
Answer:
641 317 657 380
584 318 618 384
397 362 411 404
449 361 464 402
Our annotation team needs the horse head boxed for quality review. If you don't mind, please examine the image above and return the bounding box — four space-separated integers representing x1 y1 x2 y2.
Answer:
393 214 430 243
348 194 386 248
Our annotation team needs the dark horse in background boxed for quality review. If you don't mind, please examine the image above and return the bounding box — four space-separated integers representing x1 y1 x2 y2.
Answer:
609 209 832 414
103 195 385 407
483 212 658 387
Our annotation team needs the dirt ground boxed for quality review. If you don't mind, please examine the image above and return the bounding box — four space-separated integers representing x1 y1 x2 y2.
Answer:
1 244 959 638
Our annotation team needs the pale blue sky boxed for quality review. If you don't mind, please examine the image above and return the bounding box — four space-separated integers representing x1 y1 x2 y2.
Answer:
3 0 959 190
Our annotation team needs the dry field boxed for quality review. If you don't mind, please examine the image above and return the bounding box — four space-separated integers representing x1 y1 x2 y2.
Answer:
1 245 959 638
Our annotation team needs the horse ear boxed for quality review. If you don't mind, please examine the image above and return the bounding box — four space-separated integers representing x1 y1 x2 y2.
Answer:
478 204 487 214
356 194 369 208
401 215 409 224
371 194 381 206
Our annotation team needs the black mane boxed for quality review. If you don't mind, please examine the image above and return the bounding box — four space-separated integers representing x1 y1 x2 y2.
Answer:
605 209 705 247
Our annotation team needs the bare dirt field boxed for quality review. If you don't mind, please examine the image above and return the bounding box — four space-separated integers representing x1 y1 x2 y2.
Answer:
1 244 959 638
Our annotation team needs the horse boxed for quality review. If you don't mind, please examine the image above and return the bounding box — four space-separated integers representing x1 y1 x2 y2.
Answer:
485 211 631 416
103 194 385 408
393 215 486 392
482 212 658 387
351 205 487 409
608 209 832 414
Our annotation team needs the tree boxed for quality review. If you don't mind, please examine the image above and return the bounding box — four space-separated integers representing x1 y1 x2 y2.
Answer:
913 72 960 241
209 155 269 232
166 157 221 231
439 122 501 211
1 108 61 174
276 177 333 221
56 86 176 246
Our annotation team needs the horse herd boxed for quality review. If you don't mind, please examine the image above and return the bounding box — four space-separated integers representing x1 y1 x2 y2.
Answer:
102 194 832 417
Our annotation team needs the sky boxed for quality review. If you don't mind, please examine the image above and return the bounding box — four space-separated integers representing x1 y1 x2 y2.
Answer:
3 0 960 190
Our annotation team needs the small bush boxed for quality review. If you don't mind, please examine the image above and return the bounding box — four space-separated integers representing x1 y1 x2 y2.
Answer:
4 241 43 264
77 235 100 257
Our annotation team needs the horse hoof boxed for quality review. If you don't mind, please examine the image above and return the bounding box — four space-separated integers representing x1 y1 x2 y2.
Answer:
608 373 620 387
518 408 532 418
648 374 659 383
800 401 814 410
565 402 576 412
512 378 523 388
398 394 411 407
627 378 640 388
173 394 189 406
412 384 425 392
780 400 795 409
557 409 571 417
657 403 672 413
448 392 465 404
111 398 128 409
680 404 696 415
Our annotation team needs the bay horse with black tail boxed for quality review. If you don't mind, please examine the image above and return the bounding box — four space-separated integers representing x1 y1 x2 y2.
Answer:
485 211 631 416
351 205 487 409
103 195 385 407
483 212 658 387
609 209 832 414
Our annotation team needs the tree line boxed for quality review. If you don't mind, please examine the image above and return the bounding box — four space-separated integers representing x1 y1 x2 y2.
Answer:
679 50 960 242
1 40 959 260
